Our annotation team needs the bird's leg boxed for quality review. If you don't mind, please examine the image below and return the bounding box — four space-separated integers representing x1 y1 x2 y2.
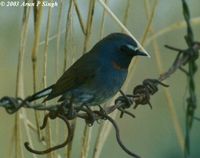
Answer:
63 97 76 120
83 105 96 126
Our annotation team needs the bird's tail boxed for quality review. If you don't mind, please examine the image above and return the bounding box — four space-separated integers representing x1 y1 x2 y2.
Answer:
26 85 54 102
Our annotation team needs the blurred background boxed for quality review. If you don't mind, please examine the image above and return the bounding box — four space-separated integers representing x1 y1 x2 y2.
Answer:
0 0 200 158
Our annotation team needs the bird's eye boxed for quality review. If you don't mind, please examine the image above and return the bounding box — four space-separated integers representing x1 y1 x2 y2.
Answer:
120 45 129 52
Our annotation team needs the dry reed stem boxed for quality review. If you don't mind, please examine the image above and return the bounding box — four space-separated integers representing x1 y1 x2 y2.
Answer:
9 125 17 158
43 4 53 158
63 0 73 72
62 1 75 157
31 0 43 92
38 16 200 48
55 0 63 77
43 6 52 89
122 0 131 30
141 0 158 44
145 17 200 47
128 0 158 82
92 1 108 157
152 22 185 154
19 112 63 157
92 122 105 158
14 4 31 158
93 105 119 158
99 0 108 38
125 0 158 77
123 0 156 77
144 0 185 153
17 7 38 158
21 109 38 158
55 1 63 155
81 124 92 158
19 113 37 132
80 1 96 158
83 0 96 52
14 114 24 158
39 29 65 46
66 119 76 158
73 0 86 35
31 0 44 141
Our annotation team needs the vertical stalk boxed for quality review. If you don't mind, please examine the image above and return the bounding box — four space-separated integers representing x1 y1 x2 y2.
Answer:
122 0 131 30
55 0 63 77
55 0 63 155
80 1 96 158
14 3 29 158
43 4 53 158
63 0 73 72
14 115 24 158
63 1 75 158
99 0 108 38
31 0 44 140
82 0 96 52
141 0 158 44
92 1 108 157
144 0 185 153
66 120 76 158
73 0 86 35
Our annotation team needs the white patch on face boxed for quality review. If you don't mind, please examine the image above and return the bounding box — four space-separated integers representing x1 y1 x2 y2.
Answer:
127 44 139 51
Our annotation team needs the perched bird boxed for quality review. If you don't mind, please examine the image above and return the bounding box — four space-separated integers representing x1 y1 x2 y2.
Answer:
27 33 148 107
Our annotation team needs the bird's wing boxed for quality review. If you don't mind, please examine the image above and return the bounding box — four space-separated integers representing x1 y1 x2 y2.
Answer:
45 52 100 101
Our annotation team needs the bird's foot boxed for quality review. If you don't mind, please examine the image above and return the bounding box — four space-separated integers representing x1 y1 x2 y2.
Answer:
97 105 107 120
86 106 96 127
61 101 77 120
78 104 96 127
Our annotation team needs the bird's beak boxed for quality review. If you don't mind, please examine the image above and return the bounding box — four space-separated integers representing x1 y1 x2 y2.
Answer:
125 44 150 57
135 49 148 57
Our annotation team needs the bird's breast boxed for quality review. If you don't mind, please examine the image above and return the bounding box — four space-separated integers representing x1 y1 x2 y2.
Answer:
62 63 128 106
91 64 128 100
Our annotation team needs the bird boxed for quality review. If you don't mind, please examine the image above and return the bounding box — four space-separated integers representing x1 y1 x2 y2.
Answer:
27 33 148 108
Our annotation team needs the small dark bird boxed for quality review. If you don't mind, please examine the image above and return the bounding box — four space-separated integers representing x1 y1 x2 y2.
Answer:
27 33 148 107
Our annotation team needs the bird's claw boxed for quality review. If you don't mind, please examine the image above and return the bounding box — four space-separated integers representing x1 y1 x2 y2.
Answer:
98 105 107 120
60 100 77 120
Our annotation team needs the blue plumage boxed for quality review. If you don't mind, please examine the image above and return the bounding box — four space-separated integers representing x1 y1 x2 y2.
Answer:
28 33 147 106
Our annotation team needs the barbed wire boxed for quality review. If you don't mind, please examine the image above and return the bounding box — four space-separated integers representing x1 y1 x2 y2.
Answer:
0 78 167 158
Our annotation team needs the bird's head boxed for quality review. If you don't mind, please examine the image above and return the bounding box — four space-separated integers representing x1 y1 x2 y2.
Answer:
94 33 148 70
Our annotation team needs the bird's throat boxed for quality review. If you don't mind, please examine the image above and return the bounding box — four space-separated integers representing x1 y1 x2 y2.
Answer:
112 61 128 71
